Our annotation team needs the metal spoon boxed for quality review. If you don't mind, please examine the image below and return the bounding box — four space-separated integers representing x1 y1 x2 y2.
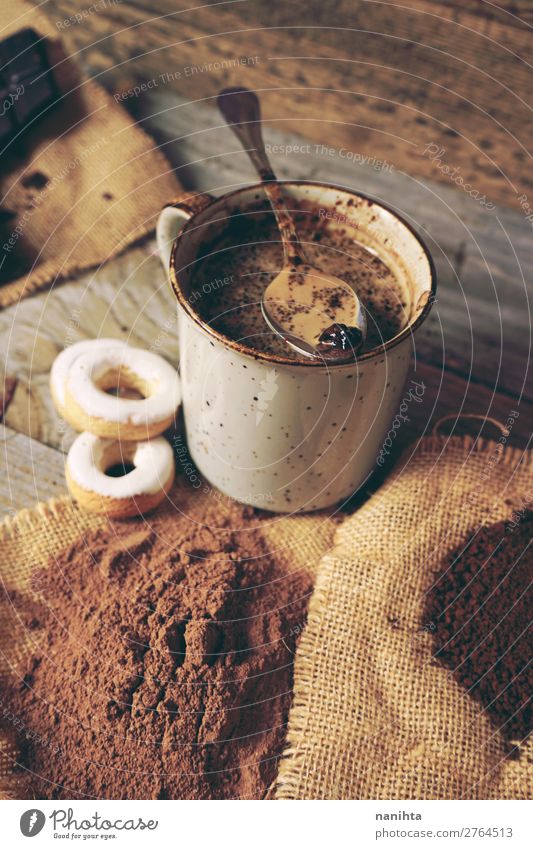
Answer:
217 87 366 361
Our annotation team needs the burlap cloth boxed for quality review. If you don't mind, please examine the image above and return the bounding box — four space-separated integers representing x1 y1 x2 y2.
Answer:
275 434 533 800
0 434 531 799
0 0 179 308
0 475 337 800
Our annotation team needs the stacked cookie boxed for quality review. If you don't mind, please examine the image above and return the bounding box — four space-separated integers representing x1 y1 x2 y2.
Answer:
50 339 181 518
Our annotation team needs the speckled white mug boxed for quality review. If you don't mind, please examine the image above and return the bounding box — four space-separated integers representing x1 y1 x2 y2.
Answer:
157 182 436 513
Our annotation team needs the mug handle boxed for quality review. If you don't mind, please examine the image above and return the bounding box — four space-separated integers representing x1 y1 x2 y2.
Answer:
156 190 214 275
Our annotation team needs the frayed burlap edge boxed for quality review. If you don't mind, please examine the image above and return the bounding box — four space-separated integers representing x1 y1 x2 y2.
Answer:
274 434 533 800
0 495 104 542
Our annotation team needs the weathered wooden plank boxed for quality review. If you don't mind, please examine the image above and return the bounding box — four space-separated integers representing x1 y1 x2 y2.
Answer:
42 0 532 209
0 424 66 516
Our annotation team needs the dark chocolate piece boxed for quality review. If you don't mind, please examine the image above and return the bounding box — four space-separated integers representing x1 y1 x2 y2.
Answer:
316 322 364 359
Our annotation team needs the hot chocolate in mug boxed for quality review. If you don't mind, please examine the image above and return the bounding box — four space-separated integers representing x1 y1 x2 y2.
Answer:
156 181 436 513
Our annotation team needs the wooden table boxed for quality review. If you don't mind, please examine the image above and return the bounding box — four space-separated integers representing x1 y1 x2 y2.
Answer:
1 1 531 515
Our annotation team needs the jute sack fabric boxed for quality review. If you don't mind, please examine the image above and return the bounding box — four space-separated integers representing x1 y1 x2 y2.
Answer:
276 434 532 800
0 0 180 309
0 478 337 799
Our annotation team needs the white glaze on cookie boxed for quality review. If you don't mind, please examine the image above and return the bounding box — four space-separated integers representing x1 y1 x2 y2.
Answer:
50 338 127 408
66 346 181 427
67 432 174 498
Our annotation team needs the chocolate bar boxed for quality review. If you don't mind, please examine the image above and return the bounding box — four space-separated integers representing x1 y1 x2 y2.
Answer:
0 28 57 151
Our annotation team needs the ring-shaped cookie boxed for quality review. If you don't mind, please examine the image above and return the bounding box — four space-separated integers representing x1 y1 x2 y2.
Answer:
50 338 127 421
63 346 181 439
66 432 175 517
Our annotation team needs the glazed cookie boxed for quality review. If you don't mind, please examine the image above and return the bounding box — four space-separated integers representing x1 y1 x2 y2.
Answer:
62 345 182 440
66 432 175 517
50 338 127 421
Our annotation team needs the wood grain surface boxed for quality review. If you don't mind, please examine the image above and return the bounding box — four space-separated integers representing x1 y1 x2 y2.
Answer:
41 0 532 209
0 424 66 515
0 0 530 514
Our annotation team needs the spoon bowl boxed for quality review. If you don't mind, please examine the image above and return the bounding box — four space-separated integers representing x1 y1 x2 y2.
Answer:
262 262 367 361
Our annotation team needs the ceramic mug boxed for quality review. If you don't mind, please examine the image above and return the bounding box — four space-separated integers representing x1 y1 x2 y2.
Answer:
156 181 436 513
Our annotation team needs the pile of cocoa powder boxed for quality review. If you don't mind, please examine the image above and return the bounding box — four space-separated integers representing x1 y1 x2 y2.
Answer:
4 506 312 799
426 514 532 743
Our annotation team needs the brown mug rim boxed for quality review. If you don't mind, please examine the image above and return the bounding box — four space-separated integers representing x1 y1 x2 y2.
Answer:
168 180 437 368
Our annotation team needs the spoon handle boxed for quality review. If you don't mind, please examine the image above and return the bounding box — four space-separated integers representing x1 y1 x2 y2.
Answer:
217 87 306 265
